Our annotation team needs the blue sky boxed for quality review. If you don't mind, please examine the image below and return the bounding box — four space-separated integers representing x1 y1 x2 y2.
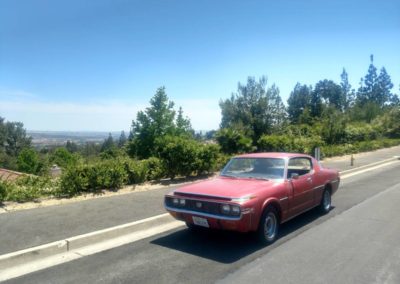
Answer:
1 0 399 131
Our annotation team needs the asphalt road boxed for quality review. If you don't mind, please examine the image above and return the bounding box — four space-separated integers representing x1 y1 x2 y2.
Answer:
5 160 400 284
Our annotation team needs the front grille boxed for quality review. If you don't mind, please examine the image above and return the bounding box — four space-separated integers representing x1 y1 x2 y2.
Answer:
165 196 221 215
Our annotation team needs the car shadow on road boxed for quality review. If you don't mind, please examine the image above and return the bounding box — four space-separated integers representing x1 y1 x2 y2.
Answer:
151 206 335 264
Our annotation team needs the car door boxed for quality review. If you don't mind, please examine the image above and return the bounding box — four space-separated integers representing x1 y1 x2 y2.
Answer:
287 157 315 216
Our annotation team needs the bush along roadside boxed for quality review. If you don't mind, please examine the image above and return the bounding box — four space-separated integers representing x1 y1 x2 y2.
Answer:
2 137 400 203
0 176 58 203
320 138 400 158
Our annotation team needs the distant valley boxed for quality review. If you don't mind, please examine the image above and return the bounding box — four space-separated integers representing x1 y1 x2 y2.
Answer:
28 130 123 147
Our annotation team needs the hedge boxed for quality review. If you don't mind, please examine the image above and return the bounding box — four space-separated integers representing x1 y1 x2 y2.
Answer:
321 138 400 158
3 137 399 202
257 134 324 155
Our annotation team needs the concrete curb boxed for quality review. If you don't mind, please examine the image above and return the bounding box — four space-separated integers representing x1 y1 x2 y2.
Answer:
0 240 68 271
338 156 400 174
0 213 173 271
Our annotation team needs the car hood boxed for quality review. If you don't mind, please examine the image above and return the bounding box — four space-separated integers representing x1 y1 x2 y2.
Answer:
173 176 280 199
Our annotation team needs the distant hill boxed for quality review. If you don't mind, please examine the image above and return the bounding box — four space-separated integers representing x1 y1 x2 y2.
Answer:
28 130 124 147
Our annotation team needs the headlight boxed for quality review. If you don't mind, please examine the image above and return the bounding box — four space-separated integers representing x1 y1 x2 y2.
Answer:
172 198 179 205
221 204 231 214
220 204 241 216
231 205 241 215
179 199 186 206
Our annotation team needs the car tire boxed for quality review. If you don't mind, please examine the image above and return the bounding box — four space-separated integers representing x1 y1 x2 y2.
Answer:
319 188 331 214
257 206 279 245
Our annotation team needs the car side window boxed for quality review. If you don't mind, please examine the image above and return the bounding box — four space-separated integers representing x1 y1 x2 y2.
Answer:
287 157 312 178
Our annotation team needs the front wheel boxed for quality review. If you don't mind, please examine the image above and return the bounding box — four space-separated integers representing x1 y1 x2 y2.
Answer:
257 206 279 245
319 188 331 214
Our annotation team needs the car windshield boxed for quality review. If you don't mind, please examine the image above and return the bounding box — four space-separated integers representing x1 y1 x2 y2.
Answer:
221 157 285 180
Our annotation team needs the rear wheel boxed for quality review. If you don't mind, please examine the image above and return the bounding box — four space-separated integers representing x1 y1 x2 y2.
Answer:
319 188 331 214
257 206 279 245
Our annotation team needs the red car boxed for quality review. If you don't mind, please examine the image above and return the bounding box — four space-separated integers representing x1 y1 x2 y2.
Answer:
164 152 340 244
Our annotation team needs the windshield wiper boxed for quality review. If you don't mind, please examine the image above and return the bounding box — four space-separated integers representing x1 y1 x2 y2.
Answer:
246 176 270 181
220 173 238 179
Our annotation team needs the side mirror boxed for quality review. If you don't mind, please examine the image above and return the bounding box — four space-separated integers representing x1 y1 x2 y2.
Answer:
290 173 299 180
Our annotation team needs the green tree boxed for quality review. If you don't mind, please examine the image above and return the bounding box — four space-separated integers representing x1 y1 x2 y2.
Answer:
4 121 32 157
340 68 354 109
50 147 80 169
17 148 44 175
314 80 345 111
310 88 323 118
155 135 199 179
175 107 193 137
356 55 392 107
287 83 312 123
66 140 79 153
101 133 115 152
80 142 101 158
128 87 177 159
220 76 286 143
215 128 254 154
118 131 127 148
319 107 347 144
377 67 395 105
0 117 6 165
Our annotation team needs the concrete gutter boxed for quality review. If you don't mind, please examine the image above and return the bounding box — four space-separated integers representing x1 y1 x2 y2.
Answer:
0 213 174 271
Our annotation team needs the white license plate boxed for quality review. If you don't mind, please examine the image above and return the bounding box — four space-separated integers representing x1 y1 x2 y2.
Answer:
192 216 209 228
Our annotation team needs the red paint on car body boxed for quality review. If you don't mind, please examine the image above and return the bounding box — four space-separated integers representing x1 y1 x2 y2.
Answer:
165 152 340 233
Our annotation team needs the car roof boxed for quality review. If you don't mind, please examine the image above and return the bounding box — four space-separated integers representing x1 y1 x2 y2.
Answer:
234 152 312 159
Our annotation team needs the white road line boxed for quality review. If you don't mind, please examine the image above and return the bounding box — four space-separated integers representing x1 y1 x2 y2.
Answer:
341 160 399 179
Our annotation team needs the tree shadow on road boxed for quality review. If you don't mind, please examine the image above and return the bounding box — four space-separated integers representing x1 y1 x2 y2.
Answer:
151 206 336 264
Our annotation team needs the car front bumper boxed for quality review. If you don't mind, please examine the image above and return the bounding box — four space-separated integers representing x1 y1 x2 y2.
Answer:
165 206 254 232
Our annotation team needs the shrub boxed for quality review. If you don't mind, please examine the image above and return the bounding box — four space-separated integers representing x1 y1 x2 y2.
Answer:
321 138 400 158
258 134 324 155
17 148 46 175
292 136 325 154
373 107 400 138
216 154 232 171
59 166 89 197
97 159 127 189
142 157 166 181
195 144 221 174
156 135 199 179
123 159 148 184
0 180 9 202
3 176 55 202
50 147 81 169
215 128 254 154
59 159 128 196
257 135 292 152
344 123 379 143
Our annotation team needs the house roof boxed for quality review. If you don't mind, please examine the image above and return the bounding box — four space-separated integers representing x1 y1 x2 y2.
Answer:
0 168 25 181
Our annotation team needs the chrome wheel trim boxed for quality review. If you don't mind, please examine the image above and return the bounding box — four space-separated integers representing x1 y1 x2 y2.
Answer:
323 190 331 211
263 212 277 241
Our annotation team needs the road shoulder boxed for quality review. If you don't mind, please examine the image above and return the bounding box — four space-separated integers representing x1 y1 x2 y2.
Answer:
218 180 400 284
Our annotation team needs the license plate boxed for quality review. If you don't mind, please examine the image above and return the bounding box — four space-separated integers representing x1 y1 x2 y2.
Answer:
192 216 209 228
